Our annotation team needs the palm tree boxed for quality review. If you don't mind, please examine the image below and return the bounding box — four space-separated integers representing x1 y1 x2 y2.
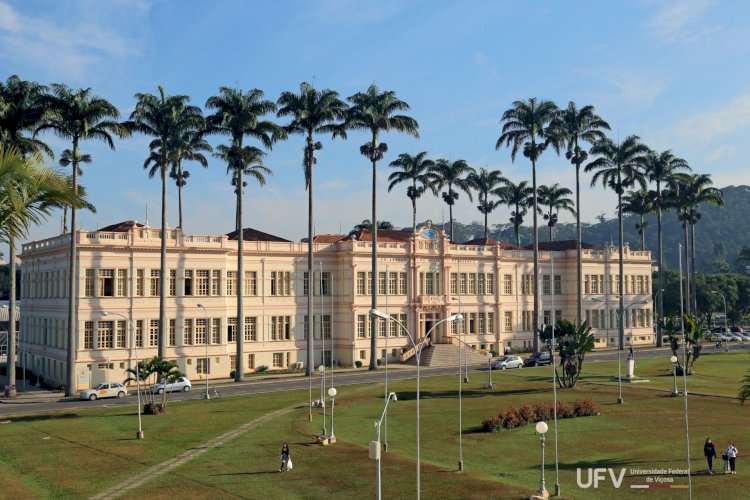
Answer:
497 98 561 353
737 246 750 268
621 189 654 251
0 146 92 396
345 85 418 370
537 183 575 242
642 150 690 346
277 82 347 377
552 102 610 327
587 135 649 352
0 76 53 158
467 167 507 238
38 84 127 395
497 180 533 247
664 176 693 315
206 87 285 381
57 149 91 232
387 152 438 233
169 129 211 230
678 173 723 313
128 86 202 360
432 158 474 241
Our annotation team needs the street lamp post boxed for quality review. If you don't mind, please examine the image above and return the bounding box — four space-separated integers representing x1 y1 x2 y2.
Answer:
103 311 143 440
318 365 326 437
531 421 549 500
711 291 728 336
485 352 494 389
372 391 398 500
592 298 648 404
328 386 337 443
370 308 462 500
670 355 678 396
196 304 210 400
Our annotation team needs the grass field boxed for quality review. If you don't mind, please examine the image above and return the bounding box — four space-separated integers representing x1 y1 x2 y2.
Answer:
1 349 748 499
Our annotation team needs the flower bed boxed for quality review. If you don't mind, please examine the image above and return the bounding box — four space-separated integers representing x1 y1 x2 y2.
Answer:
481 399 600 432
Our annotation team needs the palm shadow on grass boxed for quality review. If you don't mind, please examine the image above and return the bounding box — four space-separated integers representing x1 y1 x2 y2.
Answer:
397 388 551 400
8 413 80 422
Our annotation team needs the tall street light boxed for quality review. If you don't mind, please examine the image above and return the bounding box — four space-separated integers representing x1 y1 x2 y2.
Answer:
485 352 494 389
711 291 728 336
370 308 462 500
670 355 679 396
318 365 326 437
328 386 337 443
371 391 398 500
196 304 210 400
592 298 648 404
653 289 664 344
531 421 549 500
102 311 143 440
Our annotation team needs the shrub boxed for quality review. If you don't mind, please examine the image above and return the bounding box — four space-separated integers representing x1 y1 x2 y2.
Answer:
502 408 525 429
555 401 575 419
229 370 235 379
355 360 363 368
376 358 383 366
573 399 600 417
518 404 537 422
256 365 268 373
482 416 503 432
483 399 598 432
533 401 554 421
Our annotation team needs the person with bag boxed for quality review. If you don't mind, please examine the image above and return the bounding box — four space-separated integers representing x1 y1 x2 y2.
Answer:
704 438 717 474
726 441 738 475
279 443 292 472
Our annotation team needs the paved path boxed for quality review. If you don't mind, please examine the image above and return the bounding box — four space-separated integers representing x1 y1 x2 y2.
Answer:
89 404 299 500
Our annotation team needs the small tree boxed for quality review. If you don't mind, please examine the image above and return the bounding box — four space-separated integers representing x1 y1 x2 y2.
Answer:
539 319 595 388
665 314 705 374
740 363 750 404
124 356 182 413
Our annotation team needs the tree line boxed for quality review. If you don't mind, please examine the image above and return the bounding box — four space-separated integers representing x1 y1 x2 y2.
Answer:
1 75 725 394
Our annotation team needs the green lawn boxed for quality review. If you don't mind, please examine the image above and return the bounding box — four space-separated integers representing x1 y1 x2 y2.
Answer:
1 350 749 499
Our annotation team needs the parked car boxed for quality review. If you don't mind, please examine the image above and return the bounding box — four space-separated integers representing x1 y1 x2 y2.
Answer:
151 376 192 394
730 326 744 333
523 351 552 367
491 355 524 370
736 333 750 341
725 333 743 342
79 383 127 400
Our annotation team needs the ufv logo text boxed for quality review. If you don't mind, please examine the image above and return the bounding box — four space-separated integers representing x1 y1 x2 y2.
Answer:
576 468 626 488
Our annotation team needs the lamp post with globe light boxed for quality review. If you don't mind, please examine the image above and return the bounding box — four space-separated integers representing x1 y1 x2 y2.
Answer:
531 421 549 500
318 365 326 436
328 386 337 443
670 355 679 396
372 391 398 500
196 304 210 400
370 308 462 500
485 352 494 389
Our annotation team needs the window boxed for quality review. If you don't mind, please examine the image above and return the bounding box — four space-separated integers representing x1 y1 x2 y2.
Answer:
543 275 551 295
521 275 534 295
149 320 158 346
357 315 367 338
359 350 366 360
459 273 467 294
477 273 485 295
467 273 476 294
487 312 494 333
555 310 562 323
378 272 386 295
245 271 257 296
248 353 255 370
85 269 95 297
196 318 207 345
183 319 193 345
378 317 387 337
270 271 291 296
321 272 331 295
637 276 644 295
212 318 221 344
420 272 440 295
450 273 457 294
399 272 407 295
486 273 495 294
116 321 126 348
584 274 590 294
117 270 127 296
478 312 485 334
356 272 366 295
196 270 209 296
169 318 176 346
226 271 237 296
212 270 221 296
197 358 208 374
184 270 193 296
554 275 562 295
543 310 551 326
136 269 145 296
273 352 285 368
99 269 114 297
271 316 290 340
84 321 94 349
522 311 533 331
388 272 397 295
322 315 331 339
136 320 144 348
150 270 160 296
227 317 237 342
169 270 177 296
245 317 257 342
504 311 513 332
97 321 114 348
230 355 236 370
503 274 512 295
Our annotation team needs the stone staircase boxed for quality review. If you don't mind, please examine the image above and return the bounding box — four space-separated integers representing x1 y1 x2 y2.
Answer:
406 343 490 368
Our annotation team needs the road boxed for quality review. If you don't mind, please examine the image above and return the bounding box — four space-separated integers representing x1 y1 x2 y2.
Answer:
1 343 747 417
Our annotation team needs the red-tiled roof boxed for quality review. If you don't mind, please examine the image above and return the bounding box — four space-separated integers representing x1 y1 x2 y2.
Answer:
98 220 146 232
226 227 291 242
313 234 345 244
349 228 412 243
460 237 522 250
522 240 601 251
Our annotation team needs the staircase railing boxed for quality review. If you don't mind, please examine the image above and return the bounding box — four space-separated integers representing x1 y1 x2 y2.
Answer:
399 336 432 362
447 335 475 351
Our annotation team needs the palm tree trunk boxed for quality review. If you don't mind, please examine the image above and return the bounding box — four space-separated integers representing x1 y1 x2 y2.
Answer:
159 161 168 359
640 215 645 251
369 133 378 370
236 166 244 382
575 161 583 327
177 163 184 230
690 222 698 314
531 159 539 354
618 190 625 351
63 207 68 234
65 138 79 396
412 195 417 234
448 199 454 243
548 217 553 242
484 205 488 239
683 222 691 315
7 239 17 396
306 139 314 377
515 223 520 247
656 189 664 347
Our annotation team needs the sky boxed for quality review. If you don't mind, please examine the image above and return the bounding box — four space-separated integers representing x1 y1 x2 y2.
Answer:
1 0 749 253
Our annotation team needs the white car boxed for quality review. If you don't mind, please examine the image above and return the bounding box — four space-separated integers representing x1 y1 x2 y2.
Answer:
491 355 524 370
79 383 128 400
151 377 192 394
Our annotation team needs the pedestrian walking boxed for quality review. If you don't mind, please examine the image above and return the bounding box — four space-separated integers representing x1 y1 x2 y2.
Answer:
727 442 738 475
704 438 717 474
279 443 291 472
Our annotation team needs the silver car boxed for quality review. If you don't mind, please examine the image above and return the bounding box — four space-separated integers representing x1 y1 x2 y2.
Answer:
79 383 128 400
151 376 192 394
491 355 524 370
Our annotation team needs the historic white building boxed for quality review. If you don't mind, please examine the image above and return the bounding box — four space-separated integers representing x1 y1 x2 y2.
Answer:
19 221 654 390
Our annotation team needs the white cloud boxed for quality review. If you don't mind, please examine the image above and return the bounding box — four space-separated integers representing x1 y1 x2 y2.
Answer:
703 145 736 164
601 70 669 109
674 93 750 145
646 0 713 43
0 1 142 80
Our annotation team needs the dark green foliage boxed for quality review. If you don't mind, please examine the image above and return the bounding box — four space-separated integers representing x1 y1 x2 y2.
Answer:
482 399 599 432
539 319 595 388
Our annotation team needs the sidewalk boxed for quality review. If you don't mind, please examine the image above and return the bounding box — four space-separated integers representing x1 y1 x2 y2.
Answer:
0 373 71 404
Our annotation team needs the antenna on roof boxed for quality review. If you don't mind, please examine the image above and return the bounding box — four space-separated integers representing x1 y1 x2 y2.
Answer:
145 203 149 228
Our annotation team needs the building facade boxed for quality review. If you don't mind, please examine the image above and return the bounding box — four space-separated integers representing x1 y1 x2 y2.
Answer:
19 222 654 390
